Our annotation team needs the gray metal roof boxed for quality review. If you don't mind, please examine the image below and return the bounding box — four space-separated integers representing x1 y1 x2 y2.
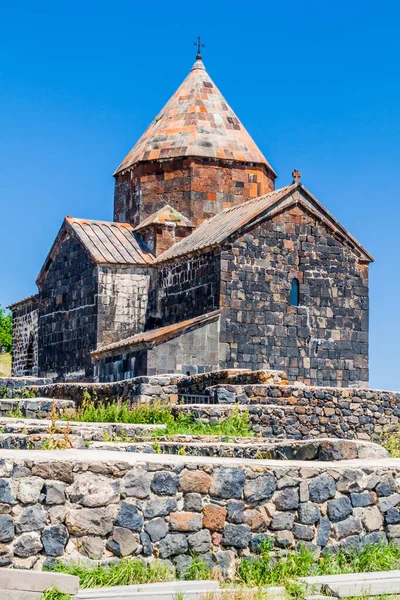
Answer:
66 217 155 265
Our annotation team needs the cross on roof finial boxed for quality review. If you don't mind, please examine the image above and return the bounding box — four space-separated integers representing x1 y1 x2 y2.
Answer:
292 169 302 184
194 35 205 60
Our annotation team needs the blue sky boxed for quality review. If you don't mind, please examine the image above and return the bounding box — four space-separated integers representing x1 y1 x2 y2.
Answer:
0 0 399 389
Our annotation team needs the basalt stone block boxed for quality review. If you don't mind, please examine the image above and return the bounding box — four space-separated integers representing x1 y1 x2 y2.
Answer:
386 508 400 524
275 530 295 548
214 388 235 404
298 502 320 525
142 497 177 519
44 482 66 505
159 533 188 558
77 536 104 560
362 505 383 531
362 531 387 547
309 475 336 503
327 497 353 522
350 491 377 507
106 527 140 557
145 517 168 542
116 502 144 532
188 529 212 553
13 531 43 557
376 476 397 497
174 555 193 578
210 468 245 500
0 515 14 542
151 472 178 496
203 505 227 531
184 493 203 513
140 531 153 557
244 474 277 503
65 507 115 537
293 523 314 541
0 480 15 505
333 516 362 540
227 500 245 524
273 488 299 511
316 517 332 547
222 523 251 548
17 477 44 504
16 504 47 533
124 468 151 499
41 524 68 556
0 544 12 566
271 512 295 531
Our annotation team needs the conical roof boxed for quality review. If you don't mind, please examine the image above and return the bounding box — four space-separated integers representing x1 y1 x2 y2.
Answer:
114 58 276 176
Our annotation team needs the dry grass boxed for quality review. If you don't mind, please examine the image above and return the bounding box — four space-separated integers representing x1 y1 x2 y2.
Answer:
0 353 11 377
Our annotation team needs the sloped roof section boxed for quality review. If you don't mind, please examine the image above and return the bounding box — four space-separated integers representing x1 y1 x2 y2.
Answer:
134 205 195 231
37 217 155 287
156 182 374 263
66 218 155 265
114 59 276 176
91 310 221 358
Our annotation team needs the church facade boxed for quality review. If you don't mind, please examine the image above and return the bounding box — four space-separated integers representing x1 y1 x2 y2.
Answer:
9 55 373 387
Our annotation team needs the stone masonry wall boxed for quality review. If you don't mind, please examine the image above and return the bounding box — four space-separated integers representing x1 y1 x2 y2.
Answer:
97 266 151 347
114 158 275 227
0 450 398 570
38 235 98 382
10 298 39 377
220 200 369 387
155 251 220 326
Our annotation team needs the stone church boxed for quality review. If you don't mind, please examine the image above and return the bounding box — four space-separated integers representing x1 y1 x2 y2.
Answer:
9 53 373 387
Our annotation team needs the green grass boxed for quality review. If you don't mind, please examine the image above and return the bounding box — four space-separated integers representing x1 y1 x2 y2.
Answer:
47 543 400 598
0 352 11 378
48 558 174 588
41 589 71 600
237 541 400 588
63 399 254 438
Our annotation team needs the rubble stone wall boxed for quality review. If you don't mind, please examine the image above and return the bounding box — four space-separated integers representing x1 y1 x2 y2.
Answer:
0 451 398 570
9 298 39 377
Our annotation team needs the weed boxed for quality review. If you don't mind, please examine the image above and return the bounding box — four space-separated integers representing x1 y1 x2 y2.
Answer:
41 588 71 600
153 438 161 453
8 404 24 418
180 556 212 581
381 430 400 457
177 445 187 456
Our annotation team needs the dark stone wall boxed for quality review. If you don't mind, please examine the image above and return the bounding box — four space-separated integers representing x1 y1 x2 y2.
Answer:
154 251 221 326
10 298 39 377
220 203 369 387
38 235 98 381
114 158 275 227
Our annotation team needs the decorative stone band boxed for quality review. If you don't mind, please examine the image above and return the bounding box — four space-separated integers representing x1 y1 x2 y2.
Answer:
0 449 399 571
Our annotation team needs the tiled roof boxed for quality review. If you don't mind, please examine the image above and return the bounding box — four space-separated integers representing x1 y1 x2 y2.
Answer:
156 185 295 262
114 59 276 176
91 310 221 358
134 205 195 231
65 217 155 266
156 182 374 263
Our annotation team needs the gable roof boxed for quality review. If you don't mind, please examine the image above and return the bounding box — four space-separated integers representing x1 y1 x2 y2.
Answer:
91 310 221 358
114 59 276 177
156 182 374 264
134 205 195 231
37 217 155 286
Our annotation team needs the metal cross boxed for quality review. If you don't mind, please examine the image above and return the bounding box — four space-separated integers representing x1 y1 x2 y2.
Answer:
194 36 205 60
292 169 302 183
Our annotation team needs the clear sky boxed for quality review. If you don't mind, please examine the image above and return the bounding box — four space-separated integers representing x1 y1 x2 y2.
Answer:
0 0 399 389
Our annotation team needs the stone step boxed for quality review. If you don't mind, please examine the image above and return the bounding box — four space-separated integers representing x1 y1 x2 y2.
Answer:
76 580 219 599
301 570 400 597
0 567 79 594
0 417 166 441
0 590 41 599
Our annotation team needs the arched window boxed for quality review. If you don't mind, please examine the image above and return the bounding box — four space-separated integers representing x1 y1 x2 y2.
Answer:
290 278 300 306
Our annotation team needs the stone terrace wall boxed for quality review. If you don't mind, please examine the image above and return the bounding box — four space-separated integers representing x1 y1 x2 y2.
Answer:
0 450 399 571
175 383 400 441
